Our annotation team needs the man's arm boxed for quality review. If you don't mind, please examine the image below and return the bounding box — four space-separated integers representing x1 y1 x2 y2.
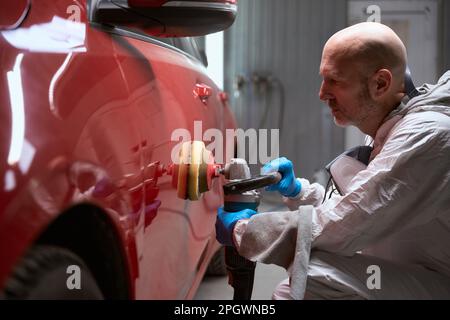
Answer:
283 178 325 210
232 178 324 249
236 112 449 260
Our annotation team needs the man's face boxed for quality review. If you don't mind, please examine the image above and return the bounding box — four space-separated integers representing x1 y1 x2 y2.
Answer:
319 50 375 128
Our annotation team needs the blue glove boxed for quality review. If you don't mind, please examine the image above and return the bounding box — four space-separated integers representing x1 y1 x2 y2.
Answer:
261 157 301 197
215 207 258 247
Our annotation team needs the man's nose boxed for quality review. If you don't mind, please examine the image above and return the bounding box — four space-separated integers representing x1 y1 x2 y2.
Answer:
319 81 333 101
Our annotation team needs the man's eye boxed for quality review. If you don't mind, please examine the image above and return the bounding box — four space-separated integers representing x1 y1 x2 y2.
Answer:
326 79 337 85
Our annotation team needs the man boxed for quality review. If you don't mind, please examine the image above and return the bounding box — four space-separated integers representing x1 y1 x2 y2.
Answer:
216 22 450 299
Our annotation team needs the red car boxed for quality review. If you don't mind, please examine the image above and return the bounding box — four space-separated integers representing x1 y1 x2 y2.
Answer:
0 0 237 299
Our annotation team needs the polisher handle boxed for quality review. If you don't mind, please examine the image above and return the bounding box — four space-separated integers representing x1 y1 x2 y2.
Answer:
223 172 282 195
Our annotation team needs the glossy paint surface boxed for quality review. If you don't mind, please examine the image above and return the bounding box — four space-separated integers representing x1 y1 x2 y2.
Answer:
0 0 237 299
0 0 30 30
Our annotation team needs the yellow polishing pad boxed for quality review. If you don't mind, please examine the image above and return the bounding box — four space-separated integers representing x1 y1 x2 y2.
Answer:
198 148 213 194
174 141 215 200
188 141 205 200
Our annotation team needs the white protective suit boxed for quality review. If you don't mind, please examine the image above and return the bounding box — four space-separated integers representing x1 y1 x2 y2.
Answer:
233 71 450 300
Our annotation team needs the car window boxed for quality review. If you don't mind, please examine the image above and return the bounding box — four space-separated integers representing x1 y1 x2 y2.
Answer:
171 37 207 67
108 26 208 67
144 35 208 66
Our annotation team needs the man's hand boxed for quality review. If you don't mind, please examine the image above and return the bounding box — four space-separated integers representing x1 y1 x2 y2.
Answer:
215 207 258 247
262 157 302 197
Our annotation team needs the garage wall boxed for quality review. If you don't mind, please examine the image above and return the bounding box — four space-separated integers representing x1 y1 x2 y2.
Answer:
224 0 347 182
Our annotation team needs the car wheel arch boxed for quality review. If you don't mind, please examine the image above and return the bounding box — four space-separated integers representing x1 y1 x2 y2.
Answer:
33 203 132 299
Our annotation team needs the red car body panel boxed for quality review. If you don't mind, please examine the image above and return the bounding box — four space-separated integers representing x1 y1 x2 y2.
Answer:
0 0 237 299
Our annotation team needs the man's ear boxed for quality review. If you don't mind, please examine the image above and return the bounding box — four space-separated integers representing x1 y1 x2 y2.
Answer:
369 69 392 99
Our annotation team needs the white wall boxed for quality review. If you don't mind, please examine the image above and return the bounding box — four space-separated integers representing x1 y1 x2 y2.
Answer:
206 32 224 90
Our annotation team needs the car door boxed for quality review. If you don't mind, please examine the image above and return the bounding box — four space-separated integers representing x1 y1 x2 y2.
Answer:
110 30 224 299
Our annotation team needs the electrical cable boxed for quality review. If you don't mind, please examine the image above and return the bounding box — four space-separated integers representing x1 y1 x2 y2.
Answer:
256 75 285 135
257 83 270 129
322 175 333 204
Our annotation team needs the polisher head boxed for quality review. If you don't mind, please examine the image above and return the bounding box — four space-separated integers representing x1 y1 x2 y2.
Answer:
171 141 219 200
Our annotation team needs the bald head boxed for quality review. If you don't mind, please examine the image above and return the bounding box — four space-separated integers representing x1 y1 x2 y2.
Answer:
319 23 408 137
324 22 407 87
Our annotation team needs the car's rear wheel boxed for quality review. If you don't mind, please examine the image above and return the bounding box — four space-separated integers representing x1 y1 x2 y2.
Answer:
3 245 104 299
